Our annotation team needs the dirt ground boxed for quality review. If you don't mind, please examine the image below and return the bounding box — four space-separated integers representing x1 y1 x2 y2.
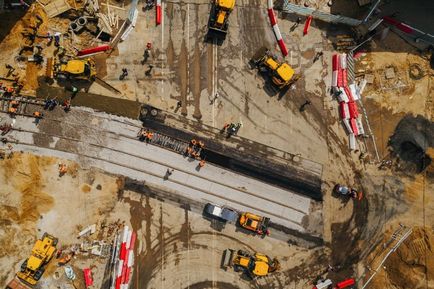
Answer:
0 1 433 289
0 152 329 289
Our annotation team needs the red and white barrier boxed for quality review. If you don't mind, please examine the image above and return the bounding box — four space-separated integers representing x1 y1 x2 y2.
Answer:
267 0 288 56
339 102 350 120
331 54 339 88
331 53 367 149
156 0 162 25
348 102 358 119
303 16 313 35
342 119 352 134
112 226 136 289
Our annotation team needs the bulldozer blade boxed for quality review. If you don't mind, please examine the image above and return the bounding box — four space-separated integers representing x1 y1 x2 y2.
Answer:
251 47 269 63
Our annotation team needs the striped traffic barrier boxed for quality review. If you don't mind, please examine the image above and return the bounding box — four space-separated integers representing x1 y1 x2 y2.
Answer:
348 101 359 119
332 54 339 88
156 0 162 25
267 0 288 56
303 15 313 35
339 102 350 119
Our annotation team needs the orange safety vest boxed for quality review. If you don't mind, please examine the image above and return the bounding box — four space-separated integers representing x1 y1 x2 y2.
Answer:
199 160 205 167
8 107 17 113
147 132 154 139
191 139 197 146
34 112 41 117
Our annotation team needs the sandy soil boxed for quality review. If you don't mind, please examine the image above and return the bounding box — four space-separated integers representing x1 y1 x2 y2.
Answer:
0 152 121 286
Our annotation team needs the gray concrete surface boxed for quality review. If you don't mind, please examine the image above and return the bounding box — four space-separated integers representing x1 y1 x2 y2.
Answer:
1 108 322 236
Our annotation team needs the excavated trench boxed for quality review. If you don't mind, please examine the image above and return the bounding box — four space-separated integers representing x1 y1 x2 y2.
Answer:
389 115 434 173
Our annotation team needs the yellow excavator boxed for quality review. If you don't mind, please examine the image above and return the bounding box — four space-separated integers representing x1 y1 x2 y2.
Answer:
222 249 280 278
16 233 58 285
207 0 235 42
46 57 96 81
251 47 299 90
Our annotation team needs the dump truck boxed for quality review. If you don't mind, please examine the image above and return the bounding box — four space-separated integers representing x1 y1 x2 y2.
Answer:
239 212 270 236
222 249 279 278
16 233 58 285
207 0 235 41
46 57 96 81
251 47 298 90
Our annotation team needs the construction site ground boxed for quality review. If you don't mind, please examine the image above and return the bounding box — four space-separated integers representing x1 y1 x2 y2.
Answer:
0 1 433 289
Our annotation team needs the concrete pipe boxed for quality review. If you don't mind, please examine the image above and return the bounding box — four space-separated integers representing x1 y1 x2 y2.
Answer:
69 22 82 33
77 17 88 26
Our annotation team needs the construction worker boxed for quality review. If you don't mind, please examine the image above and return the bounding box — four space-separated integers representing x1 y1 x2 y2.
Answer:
191 139 197 146
186 146 193 156
198 140 204 148
146 131 154 142
119 68 128 80
63 99 71 112
145 65 153 77
33 111 43 124
58 163 67 176
199 159 206 168
8 107 17 116
313 51 324 63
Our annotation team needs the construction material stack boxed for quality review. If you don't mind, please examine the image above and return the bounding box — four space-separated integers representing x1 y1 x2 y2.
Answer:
111 226 136 289
331 53 365 150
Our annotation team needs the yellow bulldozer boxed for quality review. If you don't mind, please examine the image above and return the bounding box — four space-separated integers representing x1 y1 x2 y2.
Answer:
222 249 280 278
46 57 96 81
251 47 299 91
16 233 58 285
207 0 235 42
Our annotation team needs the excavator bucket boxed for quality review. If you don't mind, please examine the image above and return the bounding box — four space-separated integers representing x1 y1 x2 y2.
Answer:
268 258 280 273
221 249 234 269
251 47 269 65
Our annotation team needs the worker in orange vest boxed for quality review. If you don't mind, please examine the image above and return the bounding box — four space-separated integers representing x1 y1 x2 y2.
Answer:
198 140 204 148
8 107 17 115
33 111 43 124
191 139 197 146
146 131 154 142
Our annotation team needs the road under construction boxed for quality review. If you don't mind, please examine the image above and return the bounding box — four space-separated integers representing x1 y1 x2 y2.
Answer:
0 0 433 289
0 104 324 243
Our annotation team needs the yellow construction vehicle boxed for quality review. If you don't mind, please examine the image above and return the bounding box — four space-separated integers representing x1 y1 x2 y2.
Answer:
46 57 96 81
16 233 58 285
222 249 280 278
251 47 298 90
238 212 270 236
207 0 235 42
